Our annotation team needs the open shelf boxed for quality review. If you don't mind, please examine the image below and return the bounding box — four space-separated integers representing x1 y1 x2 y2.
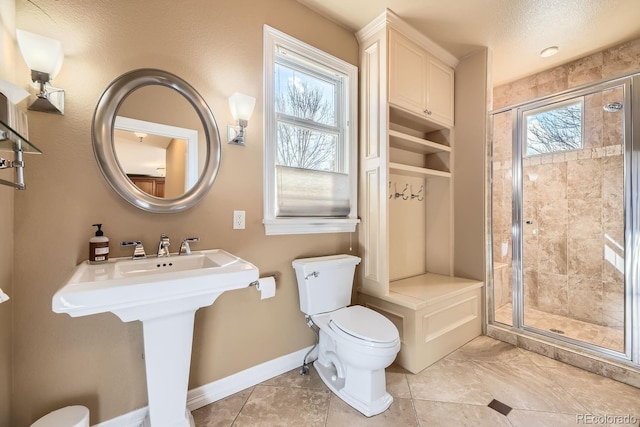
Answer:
0 119 41 154
389 105 447 134
389 162 451 179
389 129 450 155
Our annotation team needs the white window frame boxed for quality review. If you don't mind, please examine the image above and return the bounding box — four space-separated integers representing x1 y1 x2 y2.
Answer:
263 25 359 235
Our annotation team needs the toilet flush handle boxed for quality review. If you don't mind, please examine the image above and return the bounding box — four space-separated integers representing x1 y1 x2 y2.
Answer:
305 271 320 280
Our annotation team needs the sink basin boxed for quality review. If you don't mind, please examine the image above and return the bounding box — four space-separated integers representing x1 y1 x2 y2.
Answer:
53 249 258 321
52 249 259 427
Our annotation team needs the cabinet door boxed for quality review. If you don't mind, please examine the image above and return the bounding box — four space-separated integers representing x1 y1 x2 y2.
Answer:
130 177 156 195
388 30 427 115
426 57 454 127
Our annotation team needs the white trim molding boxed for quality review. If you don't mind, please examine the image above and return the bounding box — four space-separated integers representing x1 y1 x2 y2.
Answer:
356 9 459 69
262 25 359 235
263 217 359 235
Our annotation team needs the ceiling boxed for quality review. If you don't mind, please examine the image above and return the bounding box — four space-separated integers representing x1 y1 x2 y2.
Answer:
296 0 640 85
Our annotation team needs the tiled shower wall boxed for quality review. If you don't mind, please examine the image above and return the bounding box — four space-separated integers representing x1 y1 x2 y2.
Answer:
492 37 640 329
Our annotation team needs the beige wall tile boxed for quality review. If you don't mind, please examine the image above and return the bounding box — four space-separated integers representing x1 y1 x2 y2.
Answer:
568 199 602 240
567 237 603 279
602 38 640 79
536 273 568 316
567 276 603 325
567 159 602 199
602 282 624 329
567 52 604 88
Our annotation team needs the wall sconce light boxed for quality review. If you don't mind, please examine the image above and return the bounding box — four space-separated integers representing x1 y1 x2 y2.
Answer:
227 92 256 145
16 29 65 115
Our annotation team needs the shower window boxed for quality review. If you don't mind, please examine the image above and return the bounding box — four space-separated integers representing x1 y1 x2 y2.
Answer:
523 98 584 156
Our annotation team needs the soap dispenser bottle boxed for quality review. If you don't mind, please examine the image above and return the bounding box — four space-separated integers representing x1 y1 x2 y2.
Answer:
89 223 110 263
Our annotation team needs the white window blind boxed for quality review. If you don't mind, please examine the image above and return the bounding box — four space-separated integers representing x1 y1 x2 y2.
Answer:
276 165 350 217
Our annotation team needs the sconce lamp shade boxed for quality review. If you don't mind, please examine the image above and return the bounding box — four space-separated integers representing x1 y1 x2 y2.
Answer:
16 29 64 79
15 29 65 114
228 92 256 122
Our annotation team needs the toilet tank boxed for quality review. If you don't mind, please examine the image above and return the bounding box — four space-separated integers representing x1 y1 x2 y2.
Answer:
292 254 361 315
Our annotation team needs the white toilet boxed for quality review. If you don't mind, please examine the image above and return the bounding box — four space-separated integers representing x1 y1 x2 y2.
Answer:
292 254 400 417
31 406 89 427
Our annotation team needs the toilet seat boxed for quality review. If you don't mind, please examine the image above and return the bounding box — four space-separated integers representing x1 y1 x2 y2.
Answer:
329 305 398 345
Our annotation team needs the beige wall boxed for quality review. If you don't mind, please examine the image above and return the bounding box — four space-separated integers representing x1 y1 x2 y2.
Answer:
13 1 358 425
453 48 489 281
0 0 16 426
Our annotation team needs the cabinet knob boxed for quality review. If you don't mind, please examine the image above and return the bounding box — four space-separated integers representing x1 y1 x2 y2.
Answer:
423 108 432 115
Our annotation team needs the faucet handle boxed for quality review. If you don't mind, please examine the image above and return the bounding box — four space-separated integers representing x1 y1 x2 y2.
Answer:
179 237 199 256
121 241 147 259
157 233 171 257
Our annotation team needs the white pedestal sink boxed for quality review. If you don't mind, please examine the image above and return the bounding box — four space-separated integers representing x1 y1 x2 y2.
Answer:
52 249 259 427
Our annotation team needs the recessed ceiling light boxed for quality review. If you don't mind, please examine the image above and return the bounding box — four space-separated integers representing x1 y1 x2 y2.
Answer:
540 46 559 58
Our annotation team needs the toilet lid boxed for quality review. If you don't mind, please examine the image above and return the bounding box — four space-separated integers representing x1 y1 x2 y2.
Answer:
330 305 398 343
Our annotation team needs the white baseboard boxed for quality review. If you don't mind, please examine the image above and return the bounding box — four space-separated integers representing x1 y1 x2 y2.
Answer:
93 346 312 427
92 407 147 427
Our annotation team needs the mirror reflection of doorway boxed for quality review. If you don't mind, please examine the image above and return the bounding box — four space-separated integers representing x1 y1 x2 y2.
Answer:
114 116 198 198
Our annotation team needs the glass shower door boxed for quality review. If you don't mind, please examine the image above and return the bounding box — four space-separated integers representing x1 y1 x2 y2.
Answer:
519 82 628 354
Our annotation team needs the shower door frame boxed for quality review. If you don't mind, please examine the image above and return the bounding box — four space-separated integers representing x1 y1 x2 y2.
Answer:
488 72 640 366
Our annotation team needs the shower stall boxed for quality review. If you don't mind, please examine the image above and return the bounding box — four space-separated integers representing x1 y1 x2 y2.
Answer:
489 72 640 367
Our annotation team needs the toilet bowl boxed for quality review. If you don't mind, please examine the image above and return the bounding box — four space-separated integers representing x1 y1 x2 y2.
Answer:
293 255 400 417
31 406 89 427
312 306 400 416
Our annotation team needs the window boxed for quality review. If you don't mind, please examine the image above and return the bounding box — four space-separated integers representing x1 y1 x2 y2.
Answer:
523 98 584 156
263 25 358 235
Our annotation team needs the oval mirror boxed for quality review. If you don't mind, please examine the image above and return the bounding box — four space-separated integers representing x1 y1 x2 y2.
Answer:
92 69 221 213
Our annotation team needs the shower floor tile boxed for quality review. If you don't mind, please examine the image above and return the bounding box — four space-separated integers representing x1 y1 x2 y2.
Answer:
494 303 624 352
191 335 640 426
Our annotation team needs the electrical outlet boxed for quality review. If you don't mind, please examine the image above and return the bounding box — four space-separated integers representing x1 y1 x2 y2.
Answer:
233 210 246 229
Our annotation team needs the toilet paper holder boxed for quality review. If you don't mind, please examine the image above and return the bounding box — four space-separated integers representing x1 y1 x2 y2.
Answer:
249 272 279 287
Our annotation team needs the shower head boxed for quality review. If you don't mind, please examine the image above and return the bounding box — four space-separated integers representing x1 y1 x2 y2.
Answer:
603 101 623 112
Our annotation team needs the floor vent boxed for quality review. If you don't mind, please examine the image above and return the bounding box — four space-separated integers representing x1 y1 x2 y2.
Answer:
550 328 565 334
488 399 512 416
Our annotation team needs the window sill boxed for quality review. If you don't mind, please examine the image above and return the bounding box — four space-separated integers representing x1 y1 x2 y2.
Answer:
263 217 360 235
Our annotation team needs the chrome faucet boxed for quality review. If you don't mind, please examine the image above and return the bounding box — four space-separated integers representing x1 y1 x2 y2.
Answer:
121 241 147 259
179 237 199 256
157 233 171 257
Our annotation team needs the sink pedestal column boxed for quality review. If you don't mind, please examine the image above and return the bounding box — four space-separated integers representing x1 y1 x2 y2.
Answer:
141 310 197 427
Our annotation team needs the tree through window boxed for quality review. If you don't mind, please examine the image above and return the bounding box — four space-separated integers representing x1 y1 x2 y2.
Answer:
274 62 341 172
524 98 583 156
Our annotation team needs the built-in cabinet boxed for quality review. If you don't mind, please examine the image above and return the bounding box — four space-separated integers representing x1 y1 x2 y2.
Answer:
357 10 484 374
388 30 454 128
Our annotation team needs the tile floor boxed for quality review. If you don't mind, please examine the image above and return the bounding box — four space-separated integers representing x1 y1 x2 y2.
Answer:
191 336 640 426
495 304 625 352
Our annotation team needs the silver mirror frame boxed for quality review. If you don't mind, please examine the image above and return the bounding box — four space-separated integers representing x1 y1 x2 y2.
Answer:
92 68 221 213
